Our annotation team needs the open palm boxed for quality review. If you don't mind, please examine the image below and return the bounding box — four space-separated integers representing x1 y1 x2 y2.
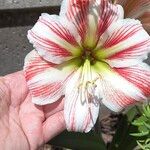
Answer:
0 71 65 150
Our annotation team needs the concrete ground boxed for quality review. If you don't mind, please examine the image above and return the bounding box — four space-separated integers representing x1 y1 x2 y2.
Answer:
0 1 61 75
0 0 61 10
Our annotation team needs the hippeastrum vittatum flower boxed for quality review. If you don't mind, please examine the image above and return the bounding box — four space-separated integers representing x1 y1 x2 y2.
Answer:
114 0 150 34
24 0 150 132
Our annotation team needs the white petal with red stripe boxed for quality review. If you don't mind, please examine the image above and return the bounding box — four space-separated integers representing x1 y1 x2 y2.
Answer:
24 50 79 105
93 62 145 112
95 19 150 67
115 63 150 97
64 62 100 132
28 13 81 64
60 0 124 48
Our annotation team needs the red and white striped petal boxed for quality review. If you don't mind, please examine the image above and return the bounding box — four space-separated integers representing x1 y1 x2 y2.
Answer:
96 0 124 42
60 0 90 43
114 63 150 97
64 67 100 132
95 19 150 67
28 13 81 64
60 0 123 48
94 62 145 112
24 50 79 105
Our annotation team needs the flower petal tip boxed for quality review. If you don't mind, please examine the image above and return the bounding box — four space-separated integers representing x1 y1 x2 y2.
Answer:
32 97 51 105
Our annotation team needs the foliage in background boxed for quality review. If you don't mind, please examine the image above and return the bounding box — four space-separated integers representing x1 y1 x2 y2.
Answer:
131 104 150 150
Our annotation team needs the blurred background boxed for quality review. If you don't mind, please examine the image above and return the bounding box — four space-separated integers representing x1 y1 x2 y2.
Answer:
0 0 62 76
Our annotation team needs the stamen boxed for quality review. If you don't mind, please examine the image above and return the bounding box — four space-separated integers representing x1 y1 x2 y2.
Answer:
78 80 97 103
77 59 98 104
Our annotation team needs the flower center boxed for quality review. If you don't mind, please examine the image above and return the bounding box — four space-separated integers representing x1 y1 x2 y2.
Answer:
81 47 96 65
75 43 109 104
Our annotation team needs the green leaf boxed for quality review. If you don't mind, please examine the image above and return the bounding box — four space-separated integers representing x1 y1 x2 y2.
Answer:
137 141 146 150
143 105 150 118
145 138 150 144
138 125 149 133
49 130 106 150
143 122 150 130
130 131 149 137
132 116 148 126
137 138 150 150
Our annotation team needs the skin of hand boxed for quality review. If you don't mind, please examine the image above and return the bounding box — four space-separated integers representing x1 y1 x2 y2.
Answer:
0 71 65 150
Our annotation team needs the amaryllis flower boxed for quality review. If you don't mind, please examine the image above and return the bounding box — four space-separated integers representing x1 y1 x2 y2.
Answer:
24 0 150 132
114 0 150 33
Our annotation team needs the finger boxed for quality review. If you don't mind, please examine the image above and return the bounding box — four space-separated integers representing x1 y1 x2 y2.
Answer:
23 93 64 119
3 71 29 105
20 94 45 150
43 97 64 118
43 110 66 143
0 78 10 113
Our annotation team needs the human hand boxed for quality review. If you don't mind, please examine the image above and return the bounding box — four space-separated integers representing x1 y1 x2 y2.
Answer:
0 71 65 150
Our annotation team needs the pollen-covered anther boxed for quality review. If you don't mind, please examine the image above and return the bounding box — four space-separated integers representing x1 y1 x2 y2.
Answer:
86 81 98 103
78 80 97 103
